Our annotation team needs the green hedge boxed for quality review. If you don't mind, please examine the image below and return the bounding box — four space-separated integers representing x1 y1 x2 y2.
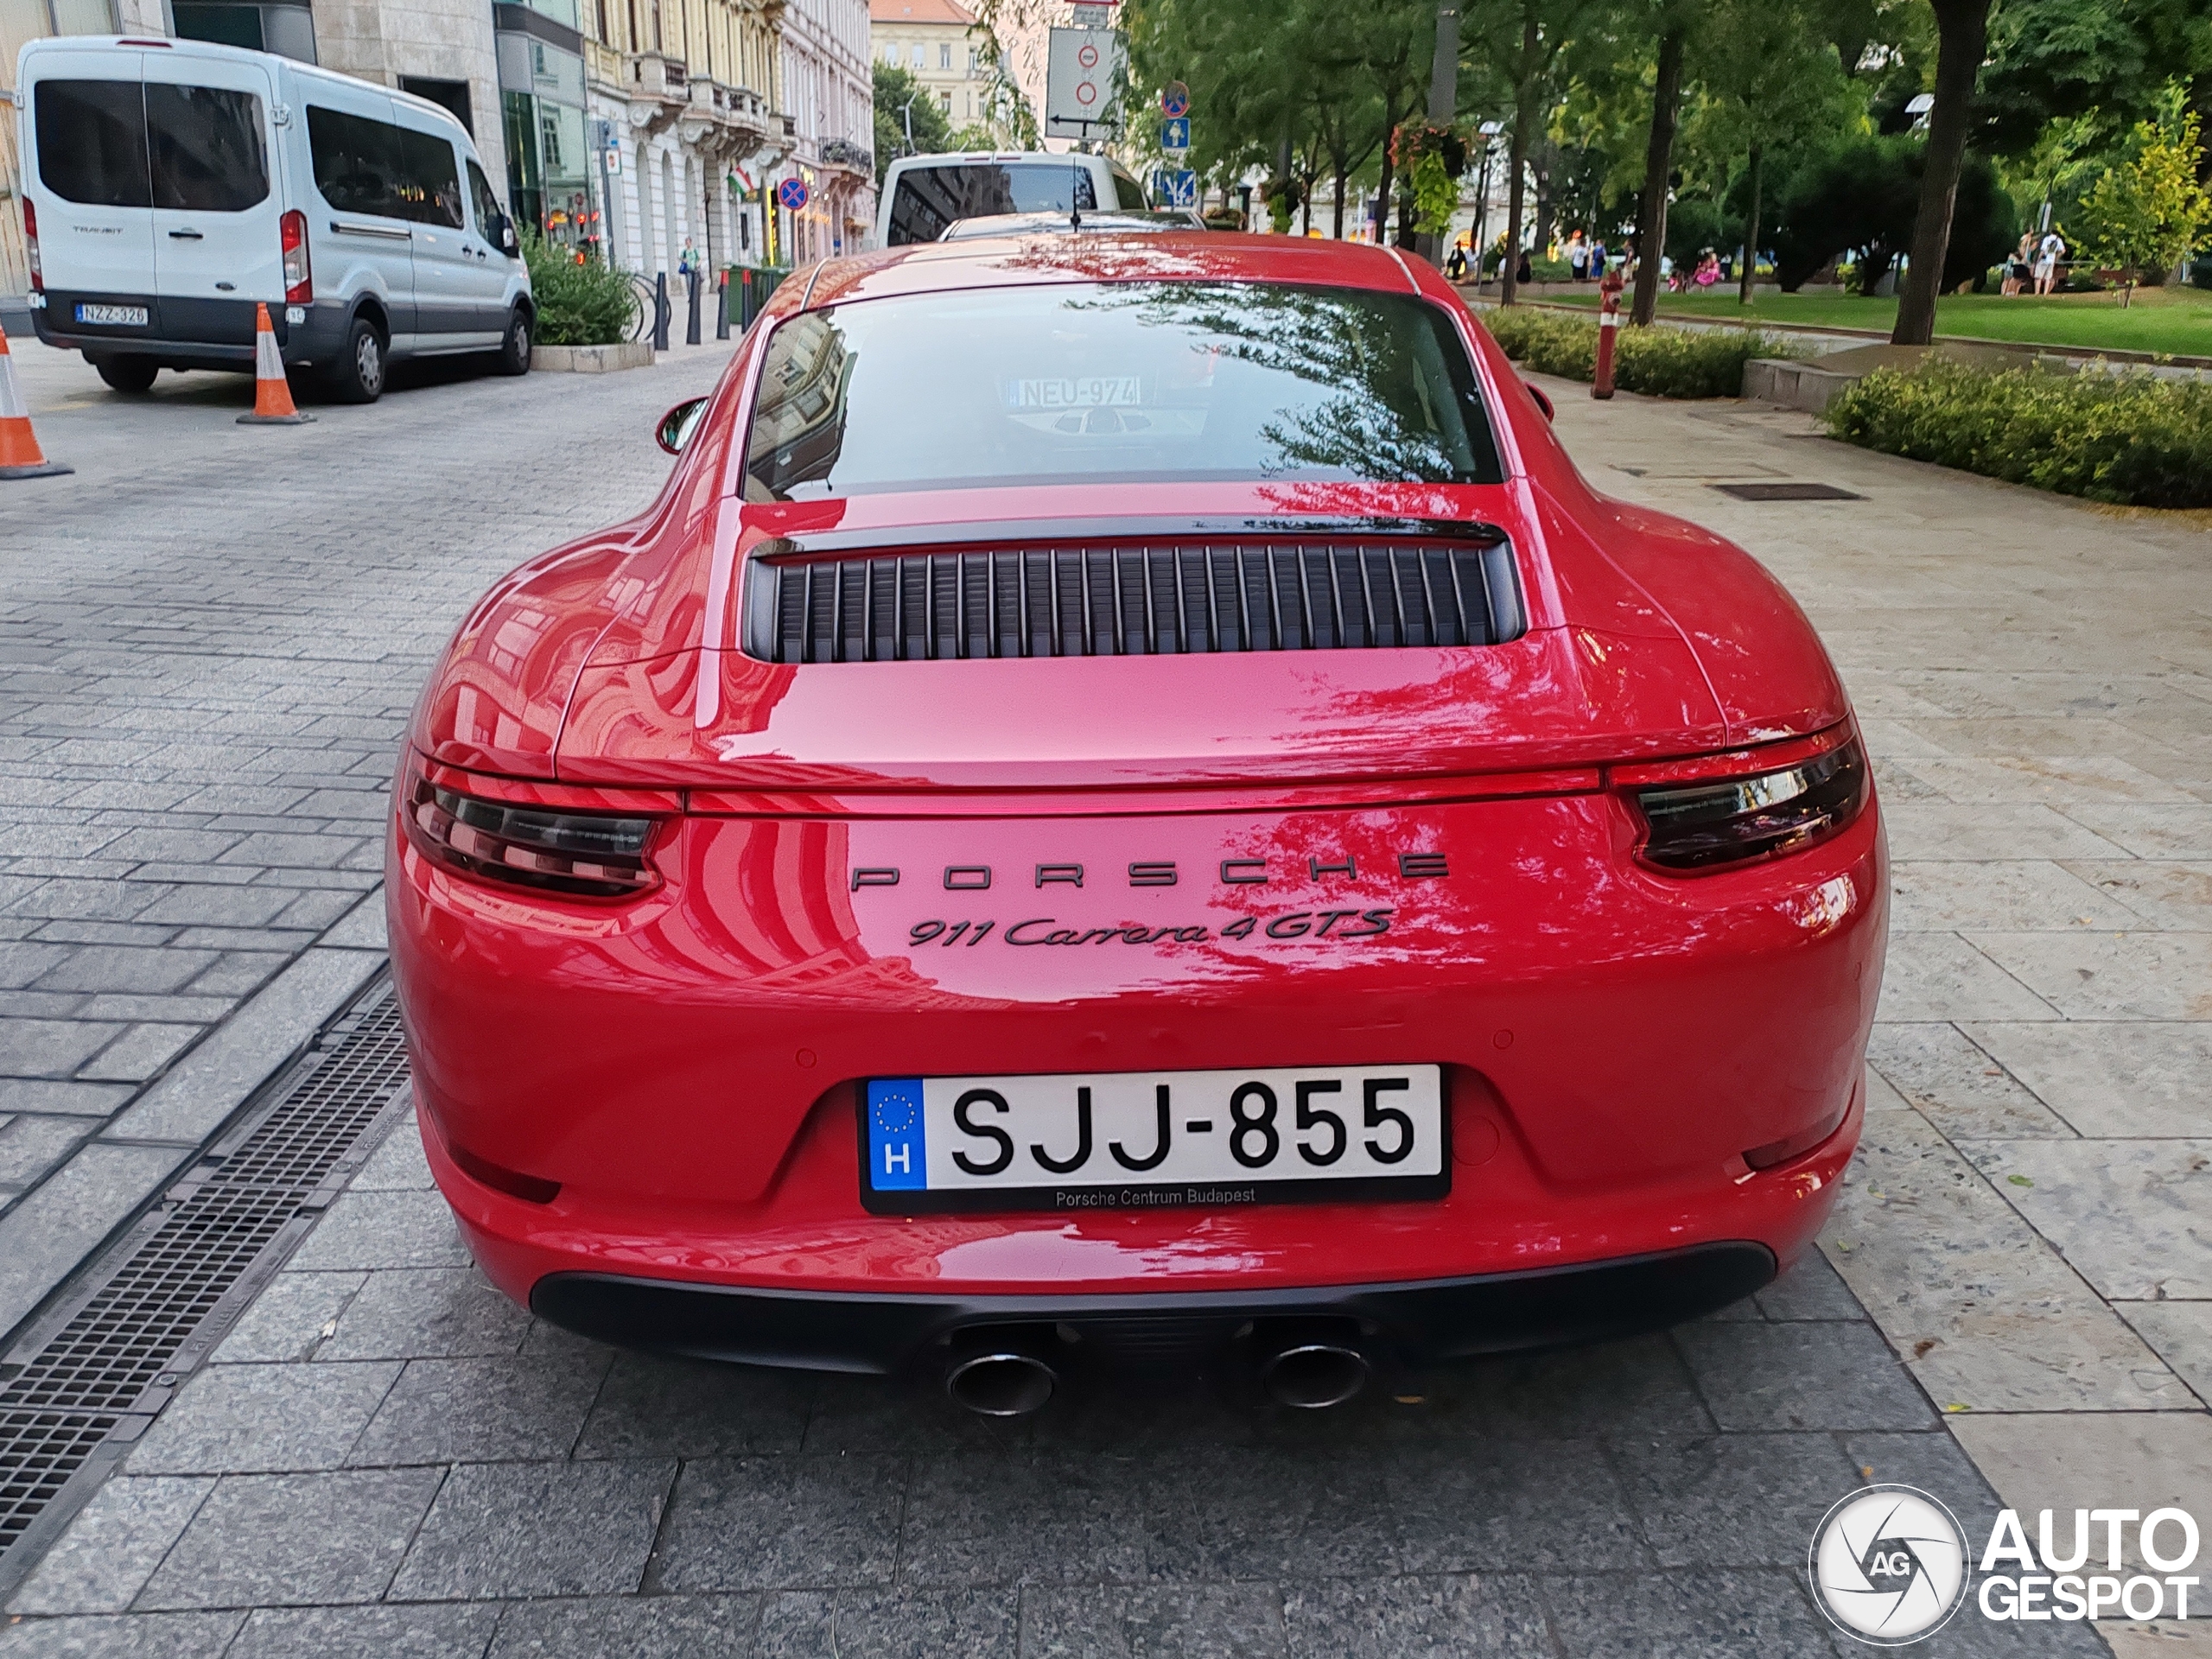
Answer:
1479 307 1796 398
1824 359 2212 509
523 235 638 346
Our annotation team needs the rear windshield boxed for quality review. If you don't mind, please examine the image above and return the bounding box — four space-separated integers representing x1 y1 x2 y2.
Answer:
887 162 1097 245
743 282 1505 501
35 79 268 211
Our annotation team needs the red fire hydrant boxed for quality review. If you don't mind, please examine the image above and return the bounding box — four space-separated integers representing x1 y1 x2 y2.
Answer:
1592 269 1625 400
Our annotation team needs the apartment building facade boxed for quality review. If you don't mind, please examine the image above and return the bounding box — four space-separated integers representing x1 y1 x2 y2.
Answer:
776 0 870 262
867 0 979 130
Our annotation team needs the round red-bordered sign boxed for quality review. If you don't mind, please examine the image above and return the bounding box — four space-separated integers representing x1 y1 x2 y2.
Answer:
777 176 810 211
1077 41 1098 68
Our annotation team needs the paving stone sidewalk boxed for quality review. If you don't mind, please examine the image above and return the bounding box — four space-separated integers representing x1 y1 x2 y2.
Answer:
0 340 737 1356
2 1100 2088 1658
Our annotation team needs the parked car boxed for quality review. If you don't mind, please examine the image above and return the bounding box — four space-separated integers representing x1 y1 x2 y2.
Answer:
876 150 1153 246
939 209 1209 239
15 35 531 401
390 232 1886 1417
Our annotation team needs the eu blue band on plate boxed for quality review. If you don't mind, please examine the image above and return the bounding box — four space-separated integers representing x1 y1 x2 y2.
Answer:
867 1078 926 1190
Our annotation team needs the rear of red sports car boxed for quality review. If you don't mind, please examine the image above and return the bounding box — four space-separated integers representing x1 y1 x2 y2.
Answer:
388 234 1885 1406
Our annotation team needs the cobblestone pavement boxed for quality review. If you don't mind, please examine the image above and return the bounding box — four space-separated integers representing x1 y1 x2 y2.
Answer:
0 338 737 1354
1 346 2206 1656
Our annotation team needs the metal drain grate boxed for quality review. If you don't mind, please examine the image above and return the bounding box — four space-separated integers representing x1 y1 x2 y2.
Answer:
0 980 410 1569
1709 481 1865 502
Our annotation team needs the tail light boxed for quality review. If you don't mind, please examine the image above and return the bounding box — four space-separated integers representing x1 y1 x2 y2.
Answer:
281 209 311 303
402 770 663 898
23 200 41 292
1631 735 1869 872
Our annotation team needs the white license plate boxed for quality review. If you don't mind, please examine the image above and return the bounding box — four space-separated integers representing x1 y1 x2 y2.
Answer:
75 303 149 327
861 1065 1446 1213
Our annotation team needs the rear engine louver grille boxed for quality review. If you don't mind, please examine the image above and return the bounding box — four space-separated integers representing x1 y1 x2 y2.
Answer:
742 542 1525 664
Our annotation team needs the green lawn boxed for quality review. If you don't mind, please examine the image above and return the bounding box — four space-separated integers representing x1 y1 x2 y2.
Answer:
1538 285 2212 359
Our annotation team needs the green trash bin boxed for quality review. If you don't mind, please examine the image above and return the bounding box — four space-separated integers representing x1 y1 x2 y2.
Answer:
728 264 791 330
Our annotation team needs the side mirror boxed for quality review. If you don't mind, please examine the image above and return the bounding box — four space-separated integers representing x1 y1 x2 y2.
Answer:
657 397 708 455
497 214 519 256
1523 380 1555 421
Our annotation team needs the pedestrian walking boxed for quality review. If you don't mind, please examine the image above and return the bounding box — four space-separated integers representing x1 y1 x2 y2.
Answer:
2034 229 2063 296
678 238 698 281
1445 239 1468 283
2003 233 2032 296
1567 232 1589 280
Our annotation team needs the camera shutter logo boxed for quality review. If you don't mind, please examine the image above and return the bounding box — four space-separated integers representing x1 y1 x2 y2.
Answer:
1809 1485 1972 1645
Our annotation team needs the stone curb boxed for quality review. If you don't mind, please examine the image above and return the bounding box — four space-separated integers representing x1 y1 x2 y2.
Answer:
532 342 654 373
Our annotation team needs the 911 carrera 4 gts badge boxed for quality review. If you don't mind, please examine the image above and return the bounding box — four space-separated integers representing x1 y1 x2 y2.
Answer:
906 911 1393 948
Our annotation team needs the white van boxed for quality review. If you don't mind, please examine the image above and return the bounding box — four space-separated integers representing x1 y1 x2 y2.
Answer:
16 35 532 402
875 151 1154 247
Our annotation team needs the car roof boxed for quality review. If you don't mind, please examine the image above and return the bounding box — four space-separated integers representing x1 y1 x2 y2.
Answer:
887 151 1106 168
939 212 1191 239
803 232 1423 309
21 35 467 130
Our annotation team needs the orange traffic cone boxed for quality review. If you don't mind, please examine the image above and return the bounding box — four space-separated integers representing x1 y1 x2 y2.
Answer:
0 324 71 480
237 303 312 425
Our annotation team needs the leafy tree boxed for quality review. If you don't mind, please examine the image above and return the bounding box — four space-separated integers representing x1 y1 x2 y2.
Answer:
1891 0 1991 346
1681 0 1860 302
873 61 954 185
2075 105 2212 302
1464 0 1616 302
1624 0 1695 324
1766 135 2013 292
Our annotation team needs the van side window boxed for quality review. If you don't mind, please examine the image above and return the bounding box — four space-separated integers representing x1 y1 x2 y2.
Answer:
1112 168 1147 210
308 105 403 218
35 79 152 208
398 129 464 228
148 85 267 213
467 160 503 235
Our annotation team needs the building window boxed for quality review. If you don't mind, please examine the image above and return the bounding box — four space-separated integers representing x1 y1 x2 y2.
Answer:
938 41 950 68
938 90 950 114
909 43 923 69
967 47 977 76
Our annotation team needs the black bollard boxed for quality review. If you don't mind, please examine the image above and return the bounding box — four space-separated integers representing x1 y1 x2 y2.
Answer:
652 271 670 352
686 270 702 346
715 270 730 340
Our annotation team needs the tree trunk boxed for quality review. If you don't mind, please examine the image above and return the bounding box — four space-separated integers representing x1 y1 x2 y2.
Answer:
1630 25 1685 327
1332 164 1348 238
1499 16 1538 305
1738 143 1763 306
1414 1 1462 264
1891 0 1990 346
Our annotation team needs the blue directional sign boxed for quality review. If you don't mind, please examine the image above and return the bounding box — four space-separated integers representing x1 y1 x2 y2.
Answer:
1160 116 1189 153
1155 168 1199 209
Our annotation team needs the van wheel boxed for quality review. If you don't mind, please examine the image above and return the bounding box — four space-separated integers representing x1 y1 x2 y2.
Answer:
495 308 532 376
327 317 387 404
95 356 159 394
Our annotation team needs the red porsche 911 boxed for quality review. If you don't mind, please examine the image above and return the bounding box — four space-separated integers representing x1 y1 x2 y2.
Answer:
388 232 1885 1415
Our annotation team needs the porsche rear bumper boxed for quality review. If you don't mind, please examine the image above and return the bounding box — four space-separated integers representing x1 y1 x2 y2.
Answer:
389 768 1885 1367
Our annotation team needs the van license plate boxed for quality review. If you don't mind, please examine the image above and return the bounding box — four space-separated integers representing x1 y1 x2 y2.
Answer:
76 304 148 327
